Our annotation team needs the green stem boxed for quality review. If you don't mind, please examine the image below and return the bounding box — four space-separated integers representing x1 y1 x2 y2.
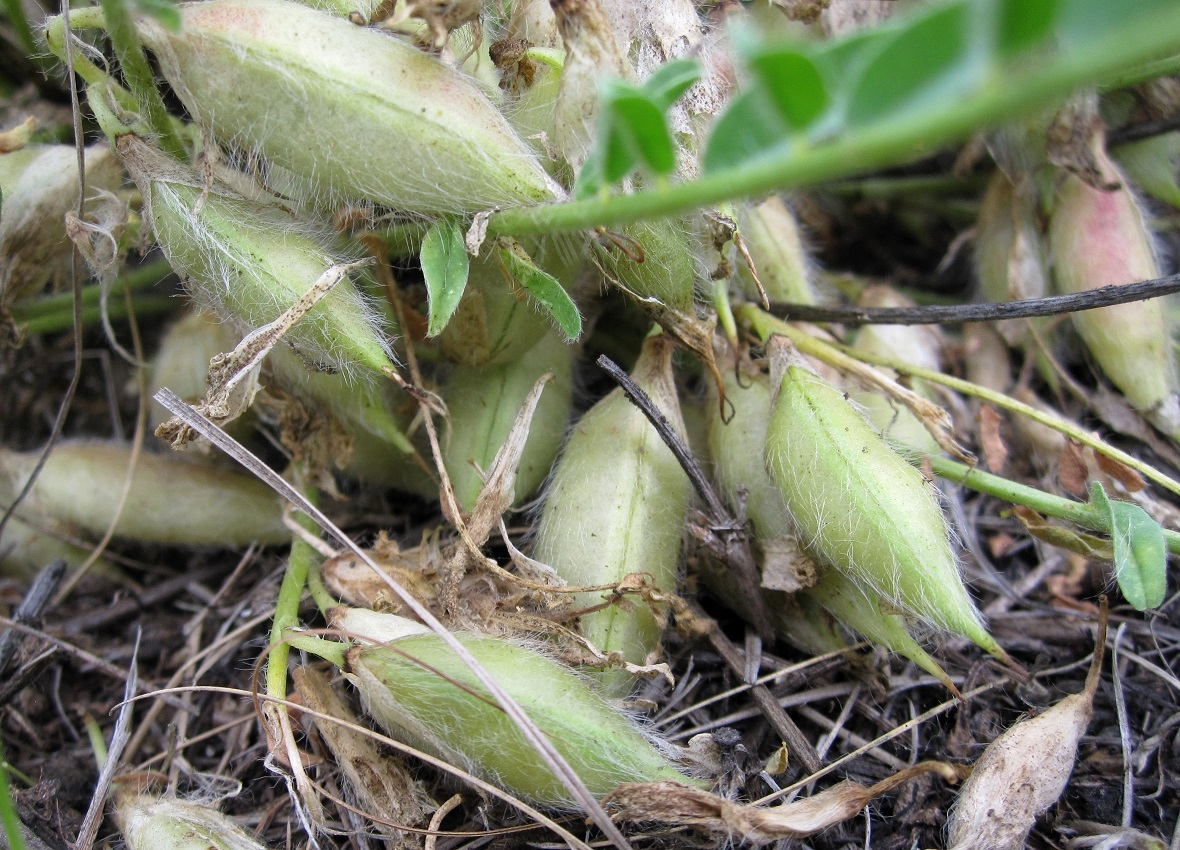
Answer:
16 296 176 336
485 10 1180 238
266 487 321 703
285 633 348 669
306 562 340 618
12 259 171 320
928 454 1180 556
740 305 1180 499
98 0 186 160
44 8 121 88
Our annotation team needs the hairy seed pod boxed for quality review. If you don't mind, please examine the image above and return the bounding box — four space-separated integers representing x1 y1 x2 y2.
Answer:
737 196 816 306
115 791 269 850
120 135 394 380
764 362 1006 659
0 143 123 306
596 218 698 311
706 365 953 687
338 609 696 807
947 620 1105 850
135 0 559 215
974 169 1050 348
443 330 574 511
0 440 289 547
803 569 957 695
534 333 691 694
1049 136 1180 437
849 286 943 455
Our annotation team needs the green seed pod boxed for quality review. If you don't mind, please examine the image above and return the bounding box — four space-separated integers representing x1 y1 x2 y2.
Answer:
736 196 816 306
443 330 574 512
338 609 695 807
136 0 559 215
0 143 123 306
115 791 269 850
119 135 394 380
533 333 691 694
0 440 289 547
705 365 954 688
1049 138 1180 437
974 169 1050 348
596 217 698 311
764 363 1006 659
803 569 957 695
849 286 943 455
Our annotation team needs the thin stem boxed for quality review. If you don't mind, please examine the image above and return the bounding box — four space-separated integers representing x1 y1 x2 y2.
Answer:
485 9 1180 238
267 489 321 703
285 634 348 670
740 305 1180 498
17 296 176 336
306 562 340 618
11 259 170 320
99 0 186 160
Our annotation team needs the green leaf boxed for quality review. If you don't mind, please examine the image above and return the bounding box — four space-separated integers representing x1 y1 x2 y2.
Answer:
846 2 977 127
748 48 829 132
130 0 180 31
421 219 469 337
1089 483 1168 610
702 88 789 173
641 58 702 109
600 80 679 184
496 239 582 341
997 0 1059 58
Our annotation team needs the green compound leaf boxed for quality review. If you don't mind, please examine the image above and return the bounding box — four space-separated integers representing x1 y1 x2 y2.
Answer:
577 60 701 197
421 218 469 337
601 81 676 184
747 48 829 132
997 0 1060 57
1089 483 1167 611
496 239 581 342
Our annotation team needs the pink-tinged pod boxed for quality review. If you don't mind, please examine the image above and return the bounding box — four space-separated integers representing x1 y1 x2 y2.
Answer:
1049 138 1180 438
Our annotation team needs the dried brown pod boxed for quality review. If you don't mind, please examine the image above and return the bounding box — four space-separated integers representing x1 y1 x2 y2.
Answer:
946 603 1109 850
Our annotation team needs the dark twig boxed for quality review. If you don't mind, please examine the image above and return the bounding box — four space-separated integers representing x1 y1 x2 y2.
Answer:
1108 114 1180 146
0 559 66 675
769 274 1180 325
595 355 774 641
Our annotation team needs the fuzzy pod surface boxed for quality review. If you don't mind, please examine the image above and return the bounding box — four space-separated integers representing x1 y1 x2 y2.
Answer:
0 440 289 547
115 792 269 850
1049 140 1179 435
341 612 694 807
443 329 574 511
120 135 394 379
136 0 559 215
737 196 815 306
0 143 123 305
764 365 1005 659
533 334 691 693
